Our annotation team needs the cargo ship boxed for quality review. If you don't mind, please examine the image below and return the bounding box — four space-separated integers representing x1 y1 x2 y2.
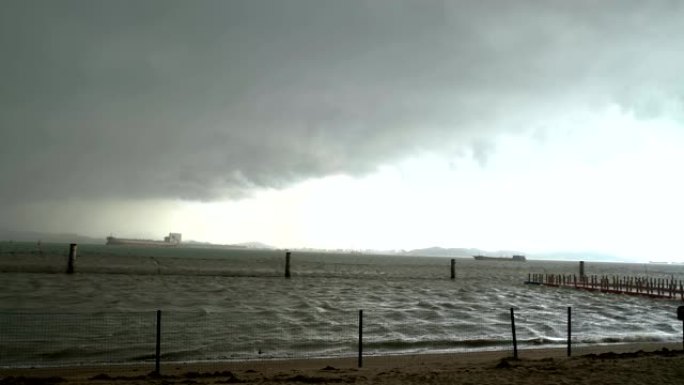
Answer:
106 232 182 247
473 254 526 262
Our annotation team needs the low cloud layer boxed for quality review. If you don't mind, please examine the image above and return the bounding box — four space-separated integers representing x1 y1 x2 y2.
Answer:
2 1 684 205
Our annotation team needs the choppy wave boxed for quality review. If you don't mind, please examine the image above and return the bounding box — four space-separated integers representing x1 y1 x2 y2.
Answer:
2 243 684 367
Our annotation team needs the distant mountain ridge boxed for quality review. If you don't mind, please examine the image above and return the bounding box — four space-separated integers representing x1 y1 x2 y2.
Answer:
0 229 626 261
182 240 276 249
403 247 523 258
404 247 627 262
236 241 276 249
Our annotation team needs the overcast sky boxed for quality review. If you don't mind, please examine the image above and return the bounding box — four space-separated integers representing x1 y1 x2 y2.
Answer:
2 1 684 260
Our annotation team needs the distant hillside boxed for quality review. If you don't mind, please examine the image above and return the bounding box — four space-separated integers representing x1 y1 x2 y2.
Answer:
0 229 104 244
0 230 628 261
184 240 276 249
403 247 626 262
404 247 522 258
181 240 276 249
235 241 277 249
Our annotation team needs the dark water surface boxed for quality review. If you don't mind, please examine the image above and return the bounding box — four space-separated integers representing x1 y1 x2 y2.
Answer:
1 242 683 366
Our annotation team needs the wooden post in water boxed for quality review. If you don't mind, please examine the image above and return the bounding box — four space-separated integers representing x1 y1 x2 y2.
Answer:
567 306 572 357
679 306 684 351
155 310 162 375
358 310 363 368
510 308 518 359
579 261 585 278
285 251 291 278
658 279 662 296
66 243 77 274
451 259 455 280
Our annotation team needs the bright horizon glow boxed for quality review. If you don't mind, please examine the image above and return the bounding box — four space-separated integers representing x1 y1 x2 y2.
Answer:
152 105 684 262
9 106 684 263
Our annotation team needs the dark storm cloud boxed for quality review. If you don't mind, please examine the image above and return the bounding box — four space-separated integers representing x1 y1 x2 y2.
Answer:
2 0 683 203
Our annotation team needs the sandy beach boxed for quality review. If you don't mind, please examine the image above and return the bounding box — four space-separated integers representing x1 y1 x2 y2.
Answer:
3 343 684 385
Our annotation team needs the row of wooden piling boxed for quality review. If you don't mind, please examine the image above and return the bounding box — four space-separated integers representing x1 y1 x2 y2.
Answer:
64 247 454 278
526 273 684 301
64 244 292 277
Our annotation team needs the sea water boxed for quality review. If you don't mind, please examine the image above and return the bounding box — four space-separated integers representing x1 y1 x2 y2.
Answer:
0 242 683 367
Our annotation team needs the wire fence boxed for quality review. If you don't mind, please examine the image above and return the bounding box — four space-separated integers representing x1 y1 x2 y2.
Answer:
1 307 682 372
0 312 156 368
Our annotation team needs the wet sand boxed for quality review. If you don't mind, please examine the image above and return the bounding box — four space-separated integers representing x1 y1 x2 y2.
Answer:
3 343 684 385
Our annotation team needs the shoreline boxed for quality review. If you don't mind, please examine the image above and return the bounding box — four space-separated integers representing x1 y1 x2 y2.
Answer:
3 342 684 384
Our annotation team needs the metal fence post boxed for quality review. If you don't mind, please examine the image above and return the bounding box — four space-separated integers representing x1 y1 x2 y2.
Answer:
510 308 518 359
567 306 572 357
358 310 363 368
155 310 162 375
